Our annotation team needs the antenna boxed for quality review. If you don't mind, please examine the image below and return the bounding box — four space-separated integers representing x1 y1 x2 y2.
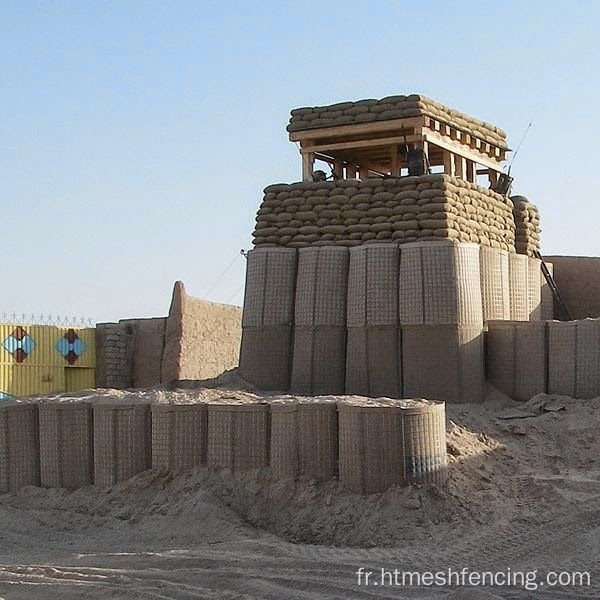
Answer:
507 118 534 175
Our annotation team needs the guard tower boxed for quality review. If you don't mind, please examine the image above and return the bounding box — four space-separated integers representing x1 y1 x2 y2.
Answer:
287 94 509 188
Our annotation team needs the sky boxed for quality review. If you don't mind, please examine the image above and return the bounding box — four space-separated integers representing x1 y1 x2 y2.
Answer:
2 1 599 323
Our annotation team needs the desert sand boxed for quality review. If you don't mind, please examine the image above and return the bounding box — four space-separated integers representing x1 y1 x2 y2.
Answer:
1 377 599 599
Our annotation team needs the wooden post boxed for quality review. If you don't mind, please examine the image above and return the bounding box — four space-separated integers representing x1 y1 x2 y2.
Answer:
390 145 400 176
333 157 343 180
488 169 499 188
301 150 315 181
443 150 455 176
455 155 466 179
359 162 370 180
346 163 357 179
466 160 477 183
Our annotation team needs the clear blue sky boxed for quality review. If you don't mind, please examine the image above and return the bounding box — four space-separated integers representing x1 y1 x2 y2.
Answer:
2 1 599 322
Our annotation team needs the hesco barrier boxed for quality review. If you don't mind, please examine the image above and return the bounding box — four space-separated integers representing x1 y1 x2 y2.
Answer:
398 242 483 325
270 402 338 480
292 245 349 394
239 247 297 390
402 324 484 403
0 403 39 492
402 401 447 485
151 404 207 472
528 257 542 321
93 404 151 487
39 402 93 489
338 399 447 494
480 247 510 321
206 403 269 472
485 321 547 401
345 327 402 397
573 319 600 399
508 253 529 321
547 321 577 397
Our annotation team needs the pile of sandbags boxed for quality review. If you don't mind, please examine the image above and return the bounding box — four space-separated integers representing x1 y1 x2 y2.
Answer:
511 195 541 257
287 94 507 149
253 175 516 252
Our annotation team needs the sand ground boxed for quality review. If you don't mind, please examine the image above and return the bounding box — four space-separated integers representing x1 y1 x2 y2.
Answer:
1 382 599 599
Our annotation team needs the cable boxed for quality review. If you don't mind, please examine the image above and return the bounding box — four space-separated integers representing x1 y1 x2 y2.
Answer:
225 282 245 305
203 252 241 298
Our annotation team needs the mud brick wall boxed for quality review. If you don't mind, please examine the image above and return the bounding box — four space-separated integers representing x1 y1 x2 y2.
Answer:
287 94 507 148
96 322 135 389
252 175 517 252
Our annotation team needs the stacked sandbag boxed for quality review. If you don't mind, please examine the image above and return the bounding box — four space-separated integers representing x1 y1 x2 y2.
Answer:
486 321 547 401
239 247 297 390
480 247 510 321
0 403 39 492
338 398 447 494
402 325 484 403
346 243 401 396
253 175 516 252
291 246 349 394
399 241 483 325
508 253 529 321
511 195 541 257
93 403 152 487
269 400 338 481
287 94 507 149
548 319 600 398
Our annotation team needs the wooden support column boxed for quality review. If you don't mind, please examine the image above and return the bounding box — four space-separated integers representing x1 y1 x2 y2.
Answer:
301 150 315 181
488 169 499 188
346 163 358 179
359 162 370 180
390 145 400 176
333 157 343 180
466 160 477 183
443 150 455 176
455 155 466 180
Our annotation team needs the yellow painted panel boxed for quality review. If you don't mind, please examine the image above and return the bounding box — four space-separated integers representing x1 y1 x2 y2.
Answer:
0 323 96 398
65 368 96 392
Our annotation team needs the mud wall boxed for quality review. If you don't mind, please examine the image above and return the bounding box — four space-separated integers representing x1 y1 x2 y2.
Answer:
544 256 600 320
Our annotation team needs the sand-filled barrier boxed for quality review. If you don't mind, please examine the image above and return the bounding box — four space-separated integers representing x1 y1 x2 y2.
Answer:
0 403 39 492
486 321 547 401
402 324 484 403
291 246 349 394
346 243 401 396
511 195 541 257
398 241 483 325
239 247 297 390
508 252 529 321
206 403 269 472
93 404 152 487
151 404 208 472
480 246 510 321
270 401 338 480
253 175 516 252
338 398 446 494
39 402 93 489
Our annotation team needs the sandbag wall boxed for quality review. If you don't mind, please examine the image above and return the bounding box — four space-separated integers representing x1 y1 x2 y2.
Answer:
239 247 297 390
511 195 541 257
0 399 447 496
252 175 517 252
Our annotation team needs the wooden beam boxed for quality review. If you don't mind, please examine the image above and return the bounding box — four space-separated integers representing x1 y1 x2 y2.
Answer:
390 144 400 176
466 160 476 183
443 150 455 176
423 131 503 172
289 117 424 142
455 155 466 179
333 157 343 179
359 161 370 180
346 163 358 179
302 134 421 154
